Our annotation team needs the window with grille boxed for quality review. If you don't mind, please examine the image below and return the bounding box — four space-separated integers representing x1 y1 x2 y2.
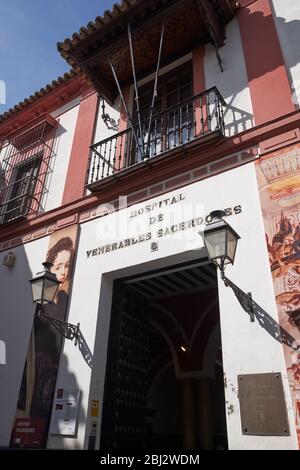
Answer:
1 154 42 223
0 115 57 224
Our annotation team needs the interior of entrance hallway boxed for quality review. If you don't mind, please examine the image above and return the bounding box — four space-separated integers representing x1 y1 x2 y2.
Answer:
101 260 228 451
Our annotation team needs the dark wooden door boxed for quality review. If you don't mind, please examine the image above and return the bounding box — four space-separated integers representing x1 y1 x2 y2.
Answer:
100 281 150 450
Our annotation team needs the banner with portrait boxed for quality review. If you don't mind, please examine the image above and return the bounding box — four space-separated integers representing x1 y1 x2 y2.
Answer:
256 144 300 447
10 225 78 448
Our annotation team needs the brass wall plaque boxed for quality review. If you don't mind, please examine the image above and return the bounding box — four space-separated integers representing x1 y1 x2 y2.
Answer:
238 372 290 436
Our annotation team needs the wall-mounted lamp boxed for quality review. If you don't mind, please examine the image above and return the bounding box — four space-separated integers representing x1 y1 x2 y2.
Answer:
100 97 119 131
29 262 80 344
200 211 300 351
202 210 240 280
30 262 59 304
2 251 16 268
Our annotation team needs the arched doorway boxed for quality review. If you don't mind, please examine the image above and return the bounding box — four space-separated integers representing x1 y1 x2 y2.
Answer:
100 260 228 450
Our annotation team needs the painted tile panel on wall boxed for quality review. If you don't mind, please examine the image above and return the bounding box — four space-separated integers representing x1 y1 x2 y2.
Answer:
256 143 300 448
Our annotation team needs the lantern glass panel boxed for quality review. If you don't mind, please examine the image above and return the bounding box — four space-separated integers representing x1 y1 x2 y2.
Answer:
30 277 44 304
227 227 239 263
204 227 227 260
43 274 59 303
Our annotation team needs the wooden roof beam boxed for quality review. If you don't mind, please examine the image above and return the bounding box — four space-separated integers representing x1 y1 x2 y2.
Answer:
196 0 224 48
84 65 116 104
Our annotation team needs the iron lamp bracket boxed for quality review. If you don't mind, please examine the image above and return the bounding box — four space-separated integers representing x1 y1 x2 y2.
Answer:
38 309 80 346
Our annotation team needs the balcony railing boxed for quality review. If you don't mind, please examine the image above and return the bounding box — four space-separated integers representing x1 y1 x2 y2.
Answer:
87 87 227 187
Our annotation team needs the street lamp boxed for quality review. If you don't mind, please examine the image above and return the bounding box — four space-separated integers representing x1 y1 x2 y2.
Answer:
29 262 80 344
203 210 240 280
201 210 300 350
29 262 60 305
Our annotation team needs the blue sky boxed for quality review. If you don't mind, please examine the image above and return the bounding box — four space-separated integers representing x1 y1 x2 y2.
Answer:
0 0 116 113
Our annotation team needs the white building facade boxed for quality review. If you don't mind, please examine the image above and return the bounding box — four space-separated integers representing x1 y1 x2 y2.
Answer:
1 0 300 450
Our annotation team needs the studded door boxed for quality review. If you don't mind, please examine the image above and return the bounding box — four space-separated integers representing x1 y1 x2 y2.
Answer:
100 281 150 450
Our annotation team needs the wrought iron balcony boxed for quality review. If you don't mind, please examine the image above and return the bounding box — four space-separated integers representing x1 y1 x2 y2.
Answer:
87 87 227 188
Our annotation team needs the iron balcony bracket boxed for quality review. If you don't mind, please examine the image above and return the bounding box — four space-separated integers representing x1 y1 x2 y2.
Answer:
38 311 80 346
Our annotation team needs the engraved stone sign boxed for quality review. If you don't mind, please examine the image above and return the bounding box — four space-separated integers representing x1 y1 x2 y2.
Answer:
238 372 290 436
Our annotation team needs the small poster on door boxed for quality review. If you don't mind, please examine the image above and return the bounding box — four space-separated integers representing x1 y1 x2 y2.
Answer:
49 388 81 436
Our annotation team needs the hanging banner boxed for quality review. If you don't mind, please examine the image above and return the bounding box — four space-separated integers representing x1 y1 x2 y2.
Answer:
10 225 79 448
256 144 300 447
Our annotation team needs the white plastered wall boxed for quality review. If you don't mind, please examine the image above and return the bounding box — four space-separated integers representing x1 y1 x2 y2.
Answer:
45 98 80 211
271 0 300 107
204 17 254 136
0 235 50 447
48 162 298 450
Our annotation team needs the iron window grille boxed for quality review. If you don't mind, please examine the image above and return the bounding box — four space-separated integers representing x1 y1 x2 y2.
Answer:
0 116 57 224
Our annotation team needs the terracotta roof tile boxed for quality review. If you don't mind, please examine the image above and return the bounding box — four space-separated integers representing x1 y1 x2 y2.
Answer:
0 70 80 124
57 0 237 69
57 0 138 57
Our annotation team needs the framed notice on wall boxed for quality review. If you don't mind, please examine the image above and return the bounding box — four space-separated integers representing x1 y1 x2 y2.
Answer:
49 388 81 436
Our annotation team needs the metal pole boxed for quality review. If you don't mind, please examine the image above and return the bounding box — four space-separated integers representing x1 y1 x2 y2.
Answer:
145 22 165 157
127 22 144 157
109 57 144 159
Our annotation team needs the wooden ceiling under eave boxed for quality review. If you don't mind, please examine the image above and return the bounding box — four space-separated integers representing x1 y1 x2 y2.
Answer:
58 0 238 104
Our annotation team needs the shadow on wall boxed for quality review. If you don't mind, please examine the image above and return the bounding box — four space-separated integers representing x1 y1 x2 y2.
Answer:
40 123 67 212
215 7 300 134
224 275 298 351
240 7 300 82
47 353 86 450
0 239 93 449
238 6 300 111
224 97 254 137
271 2 300 108
0 243 34 447
205 17 255 135
77 331 93 369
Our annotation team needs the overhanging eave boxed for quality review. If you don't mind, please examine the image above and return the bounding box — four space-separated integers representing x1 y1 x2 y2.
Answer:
58 0 238 102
